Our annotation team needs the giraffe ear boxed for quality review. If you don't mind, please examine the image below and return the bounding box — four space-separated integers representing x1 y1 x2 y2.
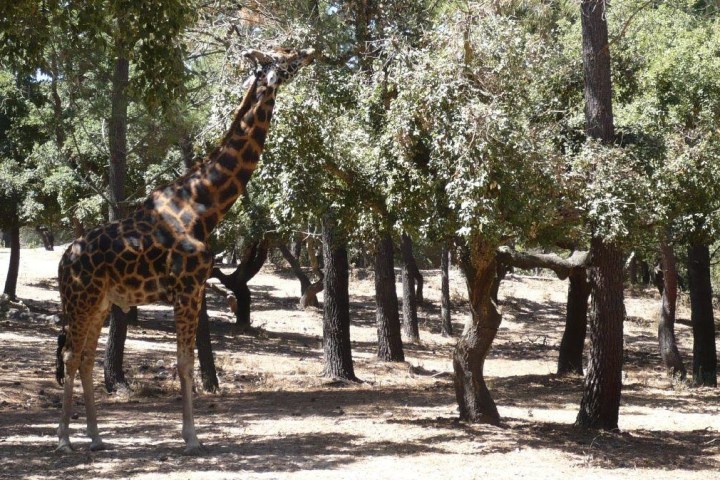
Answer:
242 49 274 66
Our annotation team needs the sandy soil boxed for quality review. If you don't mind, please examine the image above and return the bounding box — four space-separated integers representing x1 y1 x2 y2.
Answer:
0 245 718 480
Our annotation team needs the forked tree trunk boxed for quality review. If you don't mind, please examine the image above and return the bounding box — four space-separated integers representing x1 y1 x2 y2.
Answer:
375 232 404 361
453 239 501 425
658 240 686 379
196 293 219 392
3 223 20 301
441 244 453 337
400 233 420 342
321 211 357 381
576 237 625 429
557 268 591 375
212 240 269 327
687 244 717 387
278 243 322 308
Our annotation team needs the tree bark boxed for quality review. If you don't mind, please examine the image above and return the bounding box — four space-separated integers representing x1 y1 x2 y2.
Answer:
400 233 420 342
575 0 625 430
196 293 219 392
441 244 453 337
557 268 591 375
212 240 269 327
576 238 625 429
402 234 424 303
321 211 357 381
453 239 501 424
103 53 134 392
374 232 404 361
687 244 717 387
496 246 589 280
3 223 20 301
278 243 323 308
658 240 686 379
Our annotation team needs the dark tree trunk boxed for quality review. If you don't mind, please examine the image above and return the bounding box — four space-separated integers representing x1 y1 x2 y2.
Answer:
453 239 501 424
374 232 404 362
627 253 638 285
557 268 591 375
575 0 625 430
104 53 135 392
400 233 420 342
212 240 269 328
196 293 219 392
402 234 424 303
687 244 717 387
576 238 625 429
291 236 303 261
3 223 20 301
35 226 54 251
321 211 357 381
491 262 510 305
103 305 136 392
441 244 453 337
658 240 686 379
639 260 651 285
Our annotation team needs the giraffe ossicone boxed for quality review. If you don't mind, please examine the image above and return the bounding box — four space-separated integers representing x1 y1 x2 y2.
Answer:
55 47 314 455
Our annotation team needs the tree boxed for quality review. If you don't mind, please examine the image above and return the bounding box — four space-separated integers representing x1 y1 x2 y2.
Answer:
374 232 404 361
575 0 625 430
658 236 686 379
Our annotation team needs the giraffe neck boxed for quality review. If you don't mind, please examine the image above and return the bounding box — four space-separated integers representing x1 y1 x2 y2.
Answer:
152 79 278 242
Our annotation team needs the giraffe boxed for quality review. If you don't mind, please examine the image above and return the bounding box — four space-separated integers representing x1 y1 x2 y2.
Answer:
55 47 315 455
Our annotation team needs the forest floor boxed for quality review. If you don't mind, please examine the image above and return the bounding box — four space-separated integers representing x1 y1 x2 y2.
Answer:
0 245 719 480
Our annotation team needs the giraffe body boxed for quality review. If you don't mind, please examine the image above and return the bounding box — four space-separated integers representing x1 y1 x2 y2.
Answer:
55 48 314 454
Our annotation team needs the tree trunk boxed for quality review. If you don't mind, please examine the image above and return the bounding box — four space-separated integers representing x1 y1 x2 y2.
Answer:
639 260 651 285
402 234 424 303
278 243 321 308
212 240 269 328
321 211 357 381
374 232 404 362
3 223 20 301
576 238 625 429
35 226 54 251
441 244 453 337
453 239 501 424
658 240 686 379
104 53 134 392
575 0 625 430
103 305 136 392
291 236 303 261
196 293 219 392
400 233 420 342
557 268 591 375
687 244 717 387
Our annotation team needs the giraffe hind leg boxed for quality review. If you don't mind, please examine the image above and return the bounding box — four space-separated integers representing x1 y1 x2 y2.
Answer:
79 313 108 451
57 332 81 453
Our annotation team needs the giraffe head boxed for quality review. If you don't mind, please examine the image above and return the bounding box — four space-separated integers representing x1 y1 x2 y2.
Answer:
242 47 315 88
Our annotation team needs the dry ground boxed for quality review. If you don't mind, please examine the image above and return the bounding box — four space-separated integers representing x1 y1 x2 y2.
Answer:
0 245 719 480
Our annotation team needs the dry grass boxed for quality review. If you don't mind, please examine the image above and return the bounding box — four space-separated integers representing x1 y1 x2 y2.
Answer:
0 246 719 480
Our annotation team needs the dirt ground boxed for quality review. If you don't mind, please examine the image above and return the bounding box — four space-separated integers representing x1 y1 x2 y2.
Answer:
0 245 718 480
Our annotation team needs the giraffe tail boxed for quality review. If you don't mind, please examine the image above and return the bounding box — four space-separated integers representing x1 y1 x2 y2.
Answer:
55 328 67 385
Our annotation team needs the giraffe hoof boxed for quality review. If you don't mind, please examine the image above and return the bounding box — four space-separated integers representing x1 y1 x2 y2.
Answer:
89 440 108 451
55 443 74 454
182 443 207 456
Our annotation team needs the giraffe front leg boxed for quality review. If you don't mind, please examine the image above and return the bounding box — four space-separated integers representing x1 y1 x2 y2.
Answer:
174 294 206 455
57 350 80 453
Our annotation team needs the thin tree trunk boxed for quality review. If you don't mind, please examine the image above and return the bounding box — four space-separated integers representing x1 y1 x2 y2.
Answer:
441 244 453 337
278 243 320 308
400 233 419 342
104 53 133 392
687 244 717 387
3 223 20 301
557 268 590 375
453 239 501 424
375 232 404 362
576 238 625 429
639 260 650 285
321 211 357 381
658 240 686 379
196 293 219 392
